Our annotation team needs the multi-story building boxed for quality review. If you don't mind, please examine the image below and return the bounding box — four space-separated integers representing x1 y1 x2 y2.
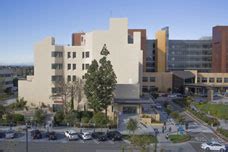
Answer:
19 18 143 114
0 66 14 93
18 18 228 110
168 39 212 72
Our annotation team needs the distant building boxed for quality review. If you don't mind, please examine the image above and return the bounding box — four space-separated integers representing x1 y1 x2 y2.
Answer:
0 66 13 93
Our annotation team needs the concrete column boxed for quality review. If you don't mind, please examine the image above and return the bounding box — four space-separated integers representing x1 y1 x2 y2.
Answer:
207 88 214 102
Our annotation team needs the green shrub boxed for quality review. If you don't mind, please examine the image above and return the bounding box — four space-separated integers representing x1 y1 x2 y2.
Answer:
81 116 90 123
92 112 109 127
13 113 24 122
54 111 64 125
33 109 46 125
217 128 228 138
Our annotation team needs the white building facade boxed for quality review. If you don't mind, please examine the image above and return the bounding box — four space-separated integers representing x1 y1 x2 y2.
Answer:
18 18 143 111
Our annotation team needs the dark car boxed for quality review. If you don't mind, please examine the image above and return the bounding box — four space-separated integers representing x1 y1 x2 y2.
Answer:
92 132 107 141
107 131 122 141
46 131 57 140
31 130 42 139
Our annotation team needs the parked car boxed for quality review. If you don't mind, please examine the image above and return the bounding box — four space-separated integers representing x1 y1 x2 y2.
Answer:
5 130 15 139
31 130 42 139
201 142 226 151
107 131 122 141
92 132 107 141
46 131 57 140
64 130 79 141
79 131 92 140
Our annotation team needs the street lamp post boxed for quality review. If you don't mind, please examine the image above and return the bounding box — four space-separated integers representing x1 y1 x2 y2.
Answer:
26 123 28 152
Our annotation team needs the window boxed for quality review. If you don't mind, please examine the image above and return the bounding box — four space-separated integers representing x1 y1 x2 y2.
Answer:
85 64 89 69
82 64 84 70
67 75 71 82
52 64 63 69
217 77 222 83
68 64 71 70
142 86 148 92
82 52 85 58
82 75 85 79
52 87 63 94
224 78 228 83
67 52 71 58
73 64 76 70
197 77 200 83
73 52 76 58
85 52 89 58
209 78 215 83
51 51 63 57
73 76 76 81
150 77 155 82
51 75 63 81
142 77 148 82
202 77 207 83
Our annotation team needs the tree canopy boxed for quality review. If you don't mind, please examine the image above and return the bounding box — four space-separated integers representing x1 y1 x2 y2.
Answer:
84 44 117 114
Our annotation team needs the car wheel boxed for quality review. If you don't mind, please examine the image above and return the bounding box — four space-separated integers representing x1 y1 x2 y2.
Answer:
206 147 210 151
220 149 225 152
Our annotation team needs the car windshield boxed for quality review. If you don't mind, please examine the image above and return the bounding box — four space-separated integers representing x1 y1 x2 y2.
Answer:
70 133 78 135
207 142 212 145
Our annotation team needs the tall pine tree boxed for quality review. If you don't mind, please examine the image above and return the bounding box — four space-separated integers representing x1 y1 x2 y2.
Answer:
98 44 117 116
84 44 117 115
84 60 102 113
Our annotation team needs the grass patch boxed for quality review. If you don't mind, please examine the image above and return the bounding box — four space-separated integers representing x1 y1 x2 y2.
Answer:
168 134 191 143
195 102 228 120
217 128 228 138
123 134 157 143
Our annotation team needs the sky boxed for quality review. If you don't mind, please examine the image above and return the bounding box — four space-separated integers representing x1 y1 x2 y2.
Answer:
1 0 228 65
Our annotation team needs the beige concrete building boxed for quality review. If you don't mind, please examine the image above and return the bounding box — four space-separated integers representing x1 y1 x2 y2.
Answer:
19 18 143 111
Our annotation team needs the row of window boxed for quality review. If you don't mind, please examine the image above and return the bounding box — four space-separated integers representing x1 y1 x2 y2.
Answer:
68 51 90 59
67 75 77 82
51 75 63 81
51 51 90 59
142 86 158 92
51 52 63 57
142 77 156 82
52 63 89 70
67 52 77 58
52 87 63 94
198 77 228 83
67 64 76 70
0 74 13 78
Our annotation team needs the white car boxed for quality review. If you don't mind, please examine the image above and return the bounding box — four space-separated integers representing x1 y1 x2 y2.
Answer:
79 131 92 140
64 130 79 141
201 142 226 151
5 130 15 139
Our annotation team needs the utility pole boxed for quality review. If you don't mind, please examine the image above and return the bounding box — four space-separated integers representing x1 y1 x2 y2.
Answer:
26 123 28 152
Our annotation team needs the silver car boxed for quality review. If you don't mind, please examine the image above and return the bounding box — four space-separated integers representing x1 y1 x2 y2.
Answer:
5 130 15 139
79 131 92 140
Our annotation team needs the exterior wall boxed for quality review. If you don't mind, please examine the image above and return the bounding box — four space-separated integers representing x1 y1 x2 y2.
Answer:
128 29 147 72
155 28 168 72
18 18 143 108
168 40 212 72
212 26 228 73
142 72 173 93
196 72 228 86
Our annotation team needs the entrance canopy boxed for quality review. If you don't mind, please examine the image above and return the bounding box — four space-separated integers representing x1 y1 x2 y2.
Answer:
114 97 154 105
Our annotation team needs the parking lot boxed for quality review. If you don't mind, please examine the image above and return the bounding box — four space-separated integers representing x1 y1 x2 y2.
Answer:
0 129 128 145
